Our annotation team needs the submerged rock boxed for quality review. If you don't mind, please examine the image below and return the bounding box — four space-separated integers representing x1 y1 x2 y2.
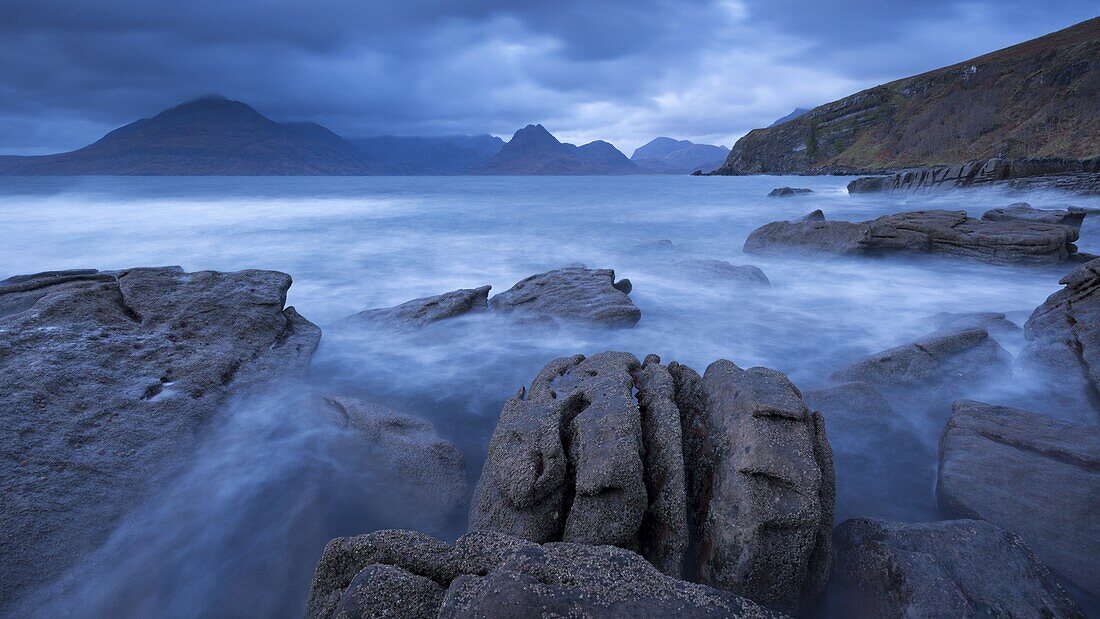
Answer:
937 400 1100 597
489 267 641 328
676 259 771 286
0 267 320 609
744 209 1081 265
767 187 813 197
1018 258 1100 423
469 352 834 614
832 518 1084 618
830 327 1012 390
350 285 490 329
982 202 1086 229
923 311 1022 340
306 530 784 619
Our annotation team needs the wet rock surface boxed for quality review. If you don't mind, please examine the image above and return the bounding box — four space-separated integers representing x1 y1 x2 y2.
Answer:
675 259 771 286
937 400 1100 597
468 352 835 615
0 267 320 610
1018 258 1100 423
306 530 785 619
744 209 1082 265
846 157 1100 196
832 518 1085 618
351 285 490 329
768 187 813 197
489 267 641 327
982 202 1086 229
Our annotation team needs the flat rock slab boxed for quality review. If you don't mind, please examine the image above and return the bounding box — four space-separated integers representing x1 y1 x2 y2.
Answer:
937 400 1100 597
306 530 784 619
490 268 640 328
675 259 770 286
768 187 813 197
350 285 490 329
832 518 1084 618
744 209 1081 265
982 202 1086 229
0 267 320 610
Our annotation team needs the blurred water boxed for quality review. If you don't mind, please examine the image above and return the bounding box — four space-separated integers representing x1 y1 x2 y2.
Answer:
3 175 1098 617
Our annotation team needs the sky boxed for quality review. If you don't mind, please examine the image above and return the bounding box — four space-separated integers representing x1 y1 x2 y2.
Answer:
1 1 1096 155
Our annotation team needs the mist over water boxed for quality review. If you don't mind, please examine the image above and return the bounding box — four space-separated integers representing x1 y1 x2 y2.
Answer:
3 175 1098 617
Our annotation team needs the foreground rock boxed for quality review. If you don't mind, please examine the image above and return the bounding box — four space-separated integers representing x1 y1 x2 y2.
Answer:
306 530 784 619
0 267 320 609
830 327 1012 391
922 311 1022 340
832 518 1084 618
767 187 813 197
846 157 1100 196
469 352 834 615
937 400 1100 596
489 267 640 327
1018 258 1100 423
982 202 1086 229
350 285 490 329
744 209 1082 265
317 396 469 526
676 259 771 286
846 177 887 193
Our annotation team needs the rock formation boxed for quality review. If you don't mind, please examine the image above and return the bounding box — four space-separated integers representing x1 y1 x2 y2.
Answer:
675 259 771 286
767 187 813 197
351 285 491 329
489 268 641 327
982 202 1086 229
937 400 1100 597
305 530 784 619
832 518 1084 618
468 352 834 615
744 209 1082 265
846 157 1100 195
0 267 320 609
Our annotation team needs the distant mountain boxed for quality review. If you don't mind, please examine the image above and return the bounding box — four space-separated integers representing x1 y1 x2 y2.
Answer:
350 135 504 174
0 96 392 175
631 137 729 174
768 108 809 127
472 124 641 175
716 17 1100 175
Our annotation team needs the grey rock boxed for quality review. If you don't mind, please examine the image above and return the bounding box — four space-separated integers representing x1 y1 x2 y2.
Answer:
767 187 813 197
694 360 834 615
923 311 1022 340
319 396 469 527
1018 258 1100 423
798 209 825 222
744 209 1082 265
489 268 641 328
982 202 1086 229
350 285 490 329
846 177 887 193
0 267 320 610
306 530 783 619
937 400 1100 596
830 327 1012 390
860 157 1100 196
832 518 1084 618
676 259 771 286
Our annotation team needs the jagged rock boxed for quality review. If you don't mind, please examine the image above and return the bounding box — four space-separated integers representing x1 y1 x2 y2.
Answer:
469 353 834 614
350 285 490 328
852 157 1100 196
318 396 469 527
744 209 1081 265
830 327 1012 390
768 187 813 197
693 360 834 615
489 268 641 327
832 518 1084 618
1018 258 1100 423
0 267 320 610
846 177 887 193
306 530 783 619
803 382 930 521
937 400 1100 596
676 259 771 286
982 202 1086 229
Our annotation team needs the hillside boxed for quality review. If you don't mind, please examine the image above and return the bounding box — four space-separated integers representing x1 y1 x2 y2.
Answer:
715 17 1100 175
0 97 392 175
350 135 504 174
631 137 729 174
472 124 641 175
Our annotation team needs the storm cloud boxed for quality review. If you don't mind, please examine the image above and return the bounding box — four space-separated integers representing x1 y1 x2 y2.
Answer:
1 0 1095 154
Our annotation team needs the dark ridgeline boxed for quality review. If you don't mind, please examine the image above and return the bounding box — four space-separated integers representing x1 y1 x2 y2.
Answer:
348 134 504 175
768 107 810 127
469 123 641 175
630 137 730 174
714 17 1100 175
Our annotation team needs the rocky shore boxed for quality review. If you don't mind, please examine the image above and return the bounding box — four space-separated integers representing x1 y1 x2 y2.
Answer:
847 157 1100 196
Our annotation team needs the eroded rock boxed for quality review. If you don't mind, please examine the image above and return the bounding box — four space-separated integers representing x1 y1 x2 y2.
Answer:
676 259 771 286
350 285 490 329
489 268 641 328
982 202 1086 229
768 187 813 197
937 400 1100 597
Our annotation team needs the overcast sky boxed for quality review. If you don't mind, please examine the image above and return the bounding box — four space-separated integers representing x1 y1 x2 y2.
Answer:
1 1 1096 155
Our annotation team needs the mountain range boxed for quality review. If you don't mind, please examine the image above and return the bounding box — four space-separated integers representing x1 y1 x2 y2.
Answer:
715 17 1100 174
471 124 641 175
630 137 729 174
